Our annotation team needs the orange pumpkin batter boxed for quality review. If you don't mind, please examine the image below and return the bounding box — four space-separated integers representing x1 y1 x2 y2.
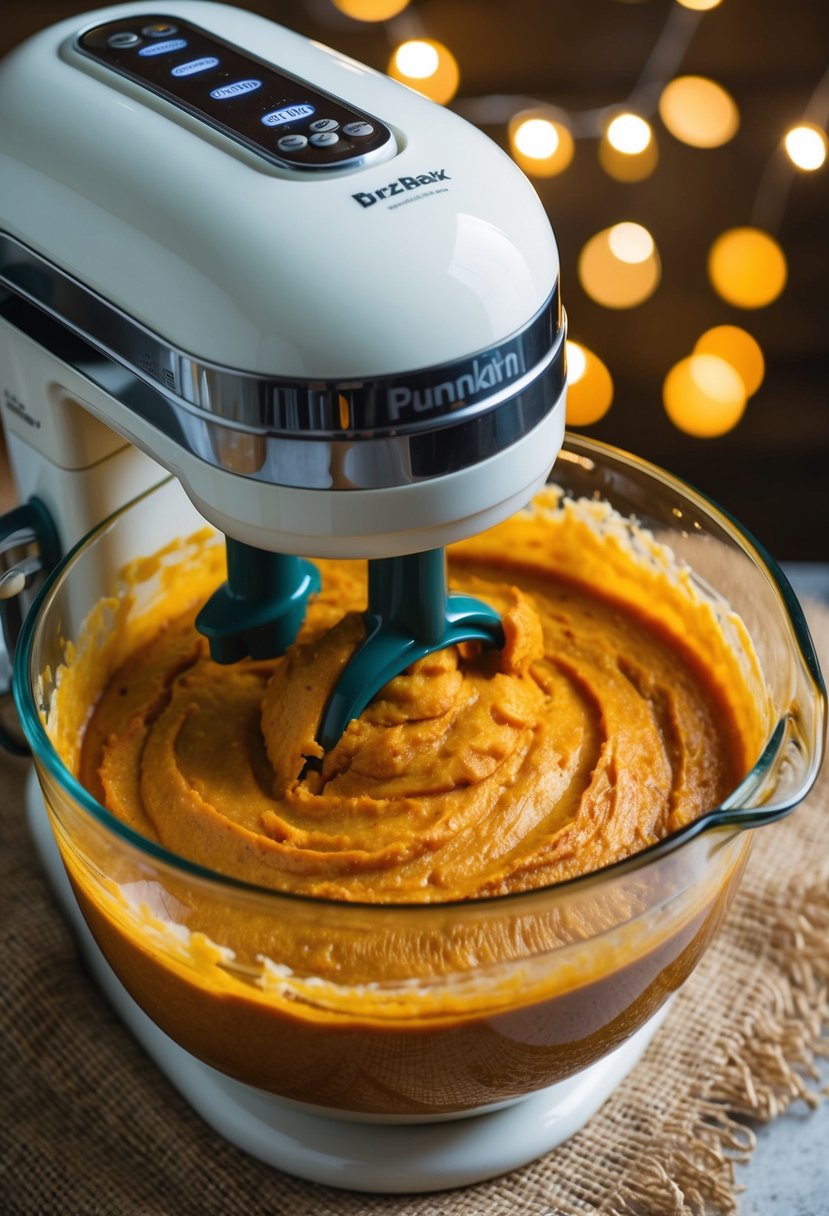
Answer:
75 489 764 903
42 487 768 1113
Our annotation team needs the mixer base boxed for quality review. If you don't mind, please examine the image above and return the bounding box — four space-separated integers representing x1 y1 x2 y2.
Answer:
27 774 669 1194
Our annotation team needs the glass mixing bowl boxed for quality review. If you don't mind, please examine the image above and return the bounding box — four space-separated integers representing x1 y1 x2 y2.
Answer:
14 435 825 1119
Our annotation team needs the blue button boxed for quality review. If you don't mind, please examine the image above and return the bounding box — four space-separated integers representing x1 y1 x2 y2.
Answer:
171 57 220 78
262 104 316 127
210 79 263 100
138 38 187 57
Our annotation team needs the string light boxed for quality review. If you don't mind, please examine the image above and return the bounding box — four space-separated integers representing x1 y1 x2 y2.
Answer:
376 1 824 445
515 118 558 158
708 227 787 308
389 39 459 104
663 354 747 437
607 113 652 154
608 221 654 263
658 76 739 147
784 123 828 171
579 223 661 308
508 110 574 177
568 342 587 383
566 342 614 425
332 0 411 19
600 113 658 181
394 40 438 78
694 326 765 397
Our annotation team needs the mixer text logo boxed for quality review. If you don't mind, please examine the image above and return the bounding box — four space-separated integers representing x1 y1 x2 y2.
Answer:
352 170 451 208
388 350 521 421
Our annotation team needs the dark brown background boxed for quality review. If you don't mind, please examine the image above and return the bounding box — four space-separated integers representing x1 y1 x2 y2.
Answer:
2 0 827 558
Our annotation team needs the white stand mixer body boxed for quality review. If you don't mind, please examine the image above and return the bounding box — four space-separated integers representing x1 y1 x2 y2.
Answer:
0 1 566 556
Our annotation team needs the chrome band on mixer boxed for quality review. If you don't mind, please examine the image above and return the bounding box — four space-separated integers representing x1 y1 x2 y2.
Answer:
0 232 564 490
0 234 562 433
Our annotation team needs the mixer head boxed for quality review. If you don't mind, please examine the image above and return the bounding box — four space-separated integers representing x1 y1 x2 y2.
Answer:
0 3 567 748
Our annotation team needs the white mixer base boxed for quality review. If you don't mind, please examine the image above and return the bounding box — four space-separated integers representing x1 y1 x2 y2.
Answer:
26 775 669 1194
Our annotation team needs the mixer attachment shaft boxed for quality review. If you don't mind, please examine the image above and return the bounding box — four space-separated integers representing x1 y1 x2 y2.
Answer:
315 548 503 753
195 538 320 664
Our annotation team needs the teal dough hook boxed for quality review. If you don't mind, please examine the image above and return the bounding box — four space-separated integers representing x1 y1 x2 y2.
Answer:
316 548 503 753
196 537 320 664
196 541 503 752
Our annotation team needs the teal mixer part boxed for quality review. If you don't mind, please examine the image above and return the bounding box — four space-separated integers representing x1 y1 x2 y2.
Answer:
196 541 503 752
196 537 320 664
315 548 504 754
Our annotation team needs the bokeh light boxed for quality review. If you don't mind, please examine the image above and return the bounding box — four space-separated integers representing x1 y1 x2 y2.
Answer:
663 354 747 437
608 221 654 263
578 223 661 308
566 342 614 425
394 40 439 78
784 123 828 171
508 111 574 177
658 76 739 147
607 113 652 154
694 326 765 397
515 118 559 158
389 39 460 104
340 4 813 484
332 0 411 19
708 227 787 308
600 113 658 181
567 341 587 383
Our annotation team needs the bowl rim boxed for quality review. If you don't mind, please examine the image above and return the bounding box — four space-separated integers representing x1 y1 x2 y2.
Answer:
13 434 827 911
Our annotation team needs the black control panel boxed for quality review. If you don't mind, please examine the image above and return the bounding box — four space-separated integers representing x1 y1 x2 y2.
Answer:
76 15 396 172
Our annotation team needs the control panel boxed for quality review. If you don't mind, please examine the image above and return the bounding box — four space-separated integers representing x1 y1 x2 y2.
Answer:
75 15 397 172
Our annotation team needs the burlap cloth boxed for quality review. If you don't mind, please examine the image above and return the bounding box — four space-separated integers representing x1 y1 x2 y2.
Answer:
1 605 827 1216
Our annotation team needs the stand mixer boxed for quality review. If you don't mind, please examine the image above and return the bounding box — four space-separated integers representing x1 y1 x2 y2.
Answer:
0 1 702 1193
0 0 568 745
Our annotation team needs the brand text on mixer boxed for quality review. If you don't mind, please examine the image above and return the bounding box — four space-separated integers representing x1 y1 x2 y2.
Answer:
352 170 451 208
387 350 521 420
